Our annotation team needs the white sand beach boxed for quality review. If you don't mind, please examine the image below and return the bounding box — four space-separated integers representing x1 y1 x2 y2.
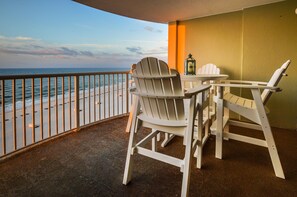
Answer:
0 83 133 155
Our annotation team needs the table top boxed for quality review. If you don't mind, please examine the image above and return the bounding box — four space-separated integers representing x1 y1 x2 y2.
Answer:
181 74 228 82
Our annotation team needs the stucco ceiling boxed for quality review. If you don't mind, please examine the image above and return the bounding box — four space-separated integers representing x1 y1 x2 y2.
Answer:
74 0 284 23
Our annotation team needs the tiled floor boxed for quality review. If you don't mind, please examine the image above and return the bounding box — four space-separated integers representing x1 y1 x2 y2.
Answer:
1 116 297 196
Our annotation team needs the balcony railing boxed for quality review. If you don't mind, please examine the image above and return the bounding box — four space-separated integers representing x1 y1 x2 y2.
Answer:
0 71 131 159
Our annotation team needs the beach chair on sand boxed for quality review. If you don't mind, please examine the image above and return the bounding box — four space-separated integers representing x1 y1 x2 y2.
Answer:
211 60 290 179
123 57 210 196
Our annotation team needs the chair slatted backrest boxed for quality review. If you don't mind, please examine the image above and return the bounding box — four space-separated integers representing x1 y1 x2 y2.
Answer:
261 60 290 105
198 63 220 74
133 57 185 121
184 63 220 88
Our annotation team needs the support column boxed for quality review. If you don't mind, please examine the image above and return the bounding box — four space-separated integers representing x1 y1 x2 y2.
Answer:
168 21 186 73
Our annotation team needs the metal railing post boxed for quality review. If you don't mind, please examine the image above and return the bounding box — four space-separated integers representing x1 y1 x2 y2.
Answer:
32 78 35 143
74 75 80 130
12 79 16 150
126 73 129 113
1 80 6 155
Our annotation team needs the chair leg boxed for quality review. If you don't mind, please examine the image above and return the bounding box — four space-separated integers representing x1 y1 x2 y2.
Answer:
196 105 204 169
161 133 175 147
123 119 140 185
162 133 169 147
181 138 193 197
152 130 157 152
204 116 210 140
215 89 224 159
252 89 285 179
181 95 196 197
223 107 229 141
125 112 133 133
196 141 202 169
125 95 140 133
262 122 285 179
257 111 285 178
157 133 161 141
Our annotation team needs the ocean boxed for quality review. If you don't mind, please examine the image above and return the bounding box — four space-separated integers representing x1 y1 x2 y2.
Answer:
0 68 130 111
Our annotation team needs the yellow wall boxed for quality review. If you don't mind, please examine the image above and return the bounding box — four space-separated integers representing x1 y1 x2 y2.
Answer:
169 0 297 129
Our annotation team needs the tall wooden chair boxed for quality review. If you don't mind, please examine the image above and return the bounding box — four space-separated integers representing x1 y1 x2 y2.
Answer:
183 63 220 89
198 63 220 116
197 63 220 123
180 63 220 169
162 63 220 168
123 57 210 196
211 60 290 179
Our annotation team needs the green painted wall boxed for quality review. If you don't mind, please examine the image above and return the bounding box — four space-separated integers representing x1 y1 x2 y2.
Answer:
177 0 297 129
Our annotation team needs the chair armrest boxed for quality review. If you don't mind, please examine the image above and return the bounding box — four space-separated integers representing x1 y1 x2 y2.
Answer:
131 90 185 99
212 83 281 91
131 84 210 99
184 84 211 98
218 79 268 86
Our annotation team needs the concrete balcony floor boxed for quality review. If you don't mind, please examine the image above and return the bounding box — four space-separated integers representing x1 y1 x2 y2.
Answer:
1 116 297 196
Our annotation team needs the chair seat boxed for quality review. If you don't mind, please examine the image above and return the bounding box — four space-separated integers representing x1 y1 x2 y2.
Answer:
216 92 270 113
138 113 187 127
223 92 256 109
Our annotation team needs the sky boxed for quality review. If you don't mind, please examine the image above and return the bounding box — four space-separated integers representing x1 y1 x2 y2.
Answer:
0 0 168 68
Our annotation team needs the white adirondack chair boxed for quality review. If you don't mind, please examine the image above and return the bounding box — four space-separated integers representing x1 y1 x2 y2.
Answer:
183 63 220 120
123 57 210 197
198 63 220 115
211 60 290 179
183 63 220 89
198 63 220 74
195 63 221 157
197 63 220 121
163 63 220 168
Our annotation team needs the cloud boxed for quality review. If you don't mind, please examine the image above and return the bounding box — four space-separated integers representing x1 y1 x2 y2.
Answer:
59 47 94 57
31 44 44 49
0 35 36 41
66 43 120 51
0 34 167 68
15 36 35 41
144 26 154 32
60 47 79 56
0 35 95 57
126 46 167 56
0 46 94 57
122 39 167 44
126 47 143 54
144 26 163 33
80 50 94 57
